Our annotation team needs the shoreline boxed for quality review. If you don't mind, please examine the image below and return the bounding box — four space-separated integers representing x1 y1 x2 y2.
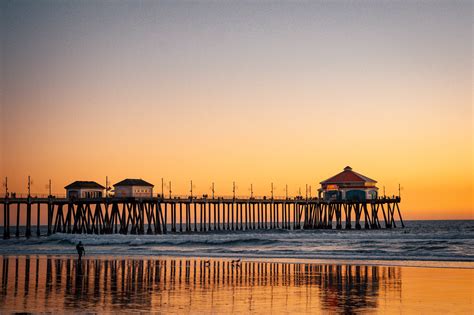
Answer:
1 253 473 269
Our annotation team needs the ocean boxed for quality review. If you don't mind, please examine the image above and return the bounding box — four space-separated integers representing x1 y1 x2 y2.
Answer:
1 220 473 267
1 220 473 313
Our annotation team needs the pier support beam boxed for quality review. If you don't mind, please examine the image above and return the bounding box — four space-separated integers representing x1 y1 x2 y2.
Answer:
345 204 352 229
36 203 41 236
26 199 32 238
15 203 20 237
396 203 405 228
3 201 10 239
47 200 52 236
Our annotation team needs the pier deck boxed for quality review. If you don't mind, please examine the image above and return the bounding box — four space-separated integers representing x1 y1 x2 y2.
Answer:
0 196 404 238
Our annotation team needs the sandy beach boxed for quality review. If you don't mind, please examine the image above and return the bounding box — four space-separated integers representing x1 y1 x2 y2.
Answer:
0 255 472 314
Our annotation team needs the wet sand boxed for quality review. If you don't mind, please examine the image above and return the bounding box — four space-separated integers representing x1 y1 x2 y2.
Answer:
0 255 472 314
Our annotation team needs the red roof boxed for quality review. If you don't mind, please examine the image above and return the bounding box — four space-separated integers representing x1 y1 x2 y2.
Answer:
320 166 377 184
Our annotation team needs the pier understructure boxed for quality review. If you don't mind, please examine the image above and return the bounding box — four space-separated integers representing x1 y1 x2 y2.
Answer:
0 196 404 238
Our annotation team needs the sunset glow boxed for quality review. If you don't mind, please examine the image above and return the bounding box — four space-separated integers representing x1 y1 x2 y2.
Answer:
1 1 472 220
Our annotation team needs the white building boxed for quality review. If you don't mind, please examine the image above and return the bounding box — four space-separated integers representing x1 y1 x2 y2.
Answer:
113 179 154 198
65 181 105 198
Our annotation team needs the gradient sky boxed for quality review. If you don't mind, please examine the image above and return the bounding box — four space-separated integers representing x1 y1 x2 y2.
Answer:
1 1 472 220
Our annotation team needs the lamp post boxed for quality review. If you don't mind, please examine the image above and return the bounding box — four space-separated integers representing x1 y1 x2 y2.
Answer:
190 180 196 199
105 176 110 197
27 176 33 197
3 177 8 198
161 178 164 198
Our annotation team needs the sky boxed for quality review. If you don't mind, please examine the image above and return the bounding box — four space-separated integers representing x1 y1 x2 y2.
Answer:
0 0 472 220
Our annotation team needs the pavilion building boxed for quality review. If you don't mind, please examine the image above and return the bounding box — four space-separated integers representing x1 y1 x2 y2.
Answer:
318 166 378 201
65 181 105 199
113 179 154 198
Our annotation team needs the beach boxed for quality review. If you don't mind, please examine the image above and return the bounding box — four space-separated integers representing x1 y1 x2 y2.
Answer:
0 255 472 314
1 221 473 313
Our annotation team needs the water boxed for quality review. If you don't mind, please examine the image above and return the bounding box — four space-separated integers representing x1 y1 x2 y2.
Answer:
1 221 473 313
1 221 473 266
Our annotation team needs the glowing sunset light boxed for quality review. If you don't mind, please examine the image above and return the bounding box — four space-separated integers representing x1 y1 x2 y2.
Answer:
0 1 472 220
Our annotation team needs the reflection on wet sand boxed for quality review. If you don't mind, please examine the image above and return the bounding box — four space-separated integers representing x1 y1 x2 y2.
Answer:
0 256 407 313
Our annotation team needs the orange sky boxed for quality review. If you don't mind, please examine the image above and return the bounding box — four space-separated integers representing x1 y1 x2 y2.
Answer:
0 1 472 220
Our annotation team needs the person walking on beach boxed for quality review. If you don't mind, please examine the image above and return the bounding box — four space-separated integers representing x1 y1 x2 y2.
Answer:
76 241 85 260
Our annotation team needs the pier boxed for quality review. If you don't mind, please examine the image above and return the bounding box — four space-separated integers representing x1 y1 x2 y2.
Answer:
0 195 404 239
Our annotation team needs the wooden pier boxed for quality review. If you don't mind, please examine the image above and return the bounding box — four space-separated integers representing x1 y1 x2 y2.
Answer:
0 196 404 238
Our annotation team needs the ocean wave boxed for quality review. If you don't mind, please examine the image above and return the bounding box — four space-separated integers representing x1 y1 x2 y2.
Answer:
1 221 473 264
34 233 279 247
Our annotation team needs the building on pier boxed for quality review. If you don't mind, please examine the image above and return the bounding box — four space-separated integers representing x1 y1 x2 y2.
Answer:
318 166 378 201
113 178 154 198
64 181 105 198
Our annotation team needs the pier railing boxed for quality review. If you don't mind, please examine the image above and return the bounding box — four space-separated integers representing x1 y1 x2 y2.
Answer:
1 196 404 239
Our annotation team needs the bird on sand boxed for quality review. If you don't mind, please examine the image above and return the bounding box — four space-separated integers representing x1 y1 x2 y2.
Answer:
231 259 241 268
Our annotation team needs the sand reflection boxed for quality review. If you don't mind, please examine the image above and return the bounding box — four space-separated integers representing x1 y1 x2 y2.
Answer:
0 256 410 313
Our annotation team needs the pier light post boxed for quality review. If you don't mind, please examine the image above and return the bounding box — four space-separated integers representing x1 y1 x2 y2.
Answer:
233 181 236 200
271 183 274 200
169 181 172 199
3 177 8 198
28 176 31 197
305 184 308 200
285 184 288 200
27 176 34 197
45 180 52 197
105 176 110 198
250 184 253 199
161 178 164 198
309 186 312 199
211 182 215 199
190 180 196 199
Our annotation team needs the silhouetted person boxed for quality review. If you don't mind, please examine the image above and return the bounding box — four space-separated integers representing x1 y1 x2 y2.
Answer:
76 242 85 260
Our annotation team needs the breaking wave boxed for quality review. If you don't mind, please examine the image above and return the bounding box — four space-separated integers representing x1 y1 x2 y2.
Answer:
0 221 473 266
